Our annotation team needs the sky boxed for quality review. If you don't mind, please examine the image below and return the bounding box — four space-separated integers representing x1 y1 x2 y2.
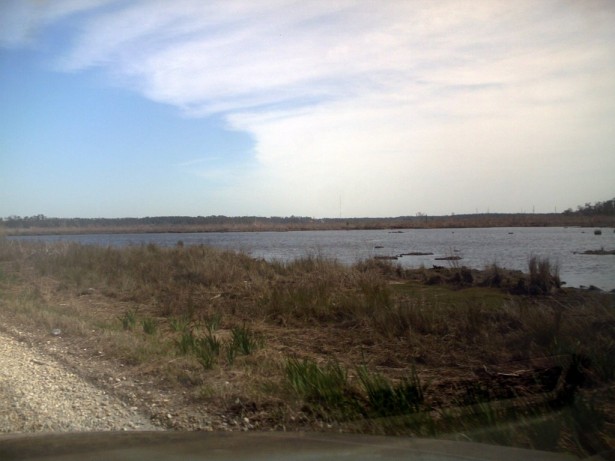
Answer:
1 0 614 219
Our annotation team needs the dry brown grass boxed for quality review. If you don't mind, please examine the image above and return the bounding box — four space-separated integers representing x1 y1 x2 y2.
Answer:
0 239 613 456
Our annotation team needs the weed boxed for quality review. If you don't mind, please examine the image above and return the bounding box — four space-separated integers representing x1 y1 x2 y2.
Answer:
170 315 190 332
526 256 561 294
119 309 137 331
204 313 222 334
589 338 615 382
564 396 607 455
448 267 474 286
284 357 350 407
457 382 492 406
195 344 216 370
225 341 237 365
141 317 158 335
201 332 221 355
197 384 216 400
230 324 262 355
174 325 223 369
357 366 424 417
176 330 198 355
483 263 503 287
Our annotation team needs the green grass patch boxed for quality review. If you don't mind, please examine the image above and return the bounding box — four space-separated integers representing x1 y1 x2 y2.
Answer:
141 316 158 335
204 313 222 334
170 315 191 332
390 281 508 309
118 309 137 331
357 366 425 417
194 341 217 370
230 324 262 355
284 357 353 409
176 329 198 355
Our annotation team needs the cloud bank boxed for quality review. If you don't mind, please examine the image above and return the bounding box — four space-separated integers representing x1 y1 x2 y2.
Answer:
3 0 614 216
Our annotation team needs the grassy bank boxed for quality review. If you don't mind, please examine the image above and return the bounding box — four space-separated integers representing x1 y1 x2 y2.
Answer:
0 238 613 457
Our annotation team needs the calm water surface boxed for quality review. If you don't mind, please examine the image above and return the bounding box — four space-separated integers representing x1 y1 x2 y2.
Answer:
11 227 615 291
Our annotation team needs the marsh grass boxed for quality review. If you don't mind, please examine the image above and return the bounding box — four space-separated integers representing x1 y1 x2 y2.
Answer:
526 256 561 295
119 309 137 331
230 324 262 355
172 319 261 370
284 357 427 420
204 313 222 334
357 365 425 417
29 242 272 316
98 327 174 367
281 356 607 455
170 315 191 332
177 329 198 355
2 285 92 337
174 328 222 370
0 239 613 455
202 331 222 354
225 342 238 366
141 316 158 335
284 357 356 415
194 339 217 370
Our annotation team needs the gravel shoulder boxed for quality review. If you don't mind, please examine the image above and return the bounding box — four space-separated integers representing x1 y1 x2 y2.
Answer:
0 330 160 433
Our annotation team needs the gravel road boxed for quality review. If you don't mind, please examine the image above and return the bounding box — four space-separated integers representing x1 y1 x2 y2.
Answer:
0 331 160 433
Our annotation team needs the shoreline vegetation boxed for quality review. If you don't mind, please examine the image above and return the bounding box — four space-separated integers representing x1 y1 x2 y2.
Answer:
2 212 615 236
0 238 613 457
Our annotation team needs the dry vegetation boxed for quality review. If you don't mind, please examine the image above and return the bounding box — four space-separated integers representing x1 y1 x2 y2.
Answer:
0 238 614 458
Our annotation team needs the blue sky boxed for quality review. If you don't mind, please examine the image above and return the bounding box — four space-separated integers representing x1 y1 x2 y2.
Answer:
1 0 614 218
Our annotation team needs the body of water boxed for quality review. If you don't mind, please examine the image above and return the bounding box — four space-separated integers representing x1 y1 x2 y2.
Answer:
10 227 615 291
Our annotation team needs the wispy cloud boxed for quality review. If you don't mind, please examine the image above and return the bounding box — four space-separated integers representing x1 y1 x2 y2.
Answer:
3 0 615 215
0 0 119 49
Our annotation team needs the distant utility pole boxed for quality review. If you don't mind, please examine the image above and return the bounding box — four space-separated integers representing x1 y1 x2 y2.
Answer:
339 194 342 219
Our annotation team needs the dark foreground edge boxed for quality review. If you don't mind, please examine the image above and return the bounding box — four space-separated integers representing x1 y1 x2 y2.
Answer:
0 431 580 461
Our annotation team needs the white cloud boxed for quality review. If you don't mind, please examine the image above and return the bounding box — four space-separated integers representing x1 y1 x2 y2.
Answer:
4 0 615 215
0 0 118 48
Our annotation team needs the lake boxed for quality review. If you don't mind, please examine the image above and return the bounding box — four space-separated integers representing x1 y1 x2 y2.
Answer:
10 227 615 291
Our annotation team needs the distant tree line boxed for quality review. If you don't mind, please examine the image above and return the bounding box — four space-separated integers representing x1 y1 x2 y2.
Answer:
2 208 614 235
0 213 523 229
563 198 615 216
0 215 317 229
